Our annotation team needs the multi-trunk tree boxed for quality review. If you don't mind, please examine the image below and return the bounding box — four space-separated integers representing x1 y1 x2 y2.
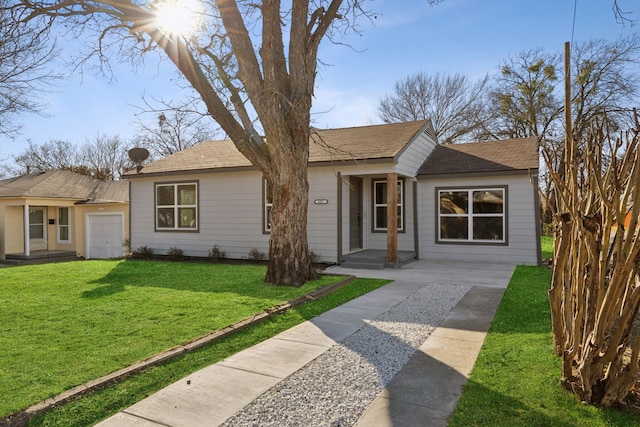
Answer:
546 108 640 406
545 39 640 407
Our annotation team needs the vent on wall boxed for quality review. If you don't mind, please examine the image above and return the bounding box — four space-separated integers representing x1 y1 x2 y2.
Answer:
422 119 438 143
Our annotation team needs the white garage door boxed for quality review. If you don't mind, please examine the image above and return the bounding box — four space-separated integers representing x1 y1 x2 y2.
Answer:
87 214 124 259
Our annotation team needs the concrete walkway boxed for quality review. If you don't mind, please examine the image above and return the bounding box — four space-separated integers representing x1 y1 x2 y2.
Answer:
95 260 515 427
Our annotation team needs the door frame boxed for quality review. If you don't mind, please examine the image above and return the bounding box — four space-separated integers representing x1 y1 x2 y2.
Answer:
28 206 48 251
349 176 363 251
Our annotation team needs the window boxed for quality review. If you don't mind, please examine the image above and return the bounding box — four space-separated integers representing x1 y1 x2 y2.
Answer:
373 179 404 232
58 207 70 242
155 182 198 230
438 187 506 243
263 179 273 233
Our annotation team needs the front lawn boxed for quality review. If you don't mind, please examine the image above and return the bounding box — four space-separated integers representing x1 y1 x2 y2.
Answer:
449 265 639 426
0 260 347 418
541 235 553 259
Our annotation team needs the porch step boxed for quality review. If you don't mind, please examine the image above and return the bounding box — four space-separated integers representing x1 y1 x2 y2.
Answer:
4 250 79 266
340 250 417 270
340 259 387 270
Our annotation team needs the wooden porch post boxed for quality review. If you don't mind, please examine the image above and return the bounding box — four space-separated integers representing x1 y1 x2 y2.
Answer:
387 173 398 264
24 204 30 256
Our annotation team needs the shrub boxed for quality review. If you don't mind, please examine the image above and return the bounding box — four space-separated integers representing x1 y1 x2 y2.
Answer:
167 247 184 261
134 245 154 259
247 248 266 261
208 245 226 261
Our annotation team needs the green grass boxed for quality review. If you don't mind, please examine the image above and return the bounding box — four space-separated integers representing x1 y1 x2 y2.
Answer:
449 265 639 426
0 260 353 418
27 276 389 426
541 235 553 259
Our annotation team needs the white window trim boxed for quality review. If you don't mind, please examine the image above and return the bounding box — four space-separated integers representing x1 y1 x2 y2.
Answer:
373 179 404 232
57 207 71 243
155 182 199 231
438 187 506 244
263 179 273 233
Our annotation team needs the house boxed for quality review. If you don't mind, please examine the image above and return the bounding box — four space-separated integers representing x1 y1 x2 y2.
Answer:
0 170 129 262
124 120 541 267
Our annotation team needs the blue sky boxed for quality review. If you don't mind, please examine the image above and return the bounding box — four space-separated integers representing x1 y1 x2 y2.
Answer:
1 0 639 159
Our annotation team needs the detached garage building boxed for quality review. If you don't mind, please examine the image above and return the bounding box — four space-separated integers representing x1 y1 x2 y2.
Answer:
0 170 129 262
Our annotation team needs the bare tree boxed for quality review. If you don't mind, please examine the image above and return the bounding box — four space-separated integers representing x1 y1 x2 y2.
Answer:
0 6 59 138
571 35 640 139
2 135 130 180
133 110 218 158
378 72 489 143
3 139 79 176
6 0 403 286
79 133 131 180
479 48 563 141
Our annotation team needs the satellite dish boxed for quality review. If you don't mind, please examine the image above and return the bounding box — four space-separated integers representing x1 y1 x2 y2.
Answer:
128 147 150 173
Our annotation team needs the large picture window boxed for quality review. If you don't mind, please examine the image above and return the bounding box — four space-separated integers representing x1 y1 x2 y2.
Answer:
156 182 198 230
373 179 404 232
58 207 70 242
438 187 506 243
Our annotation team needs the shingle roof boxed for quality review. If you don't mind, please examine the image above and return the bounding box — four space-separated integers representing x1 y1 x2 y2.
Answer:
127 120 430 176
0 170 129 203
418 137 539 176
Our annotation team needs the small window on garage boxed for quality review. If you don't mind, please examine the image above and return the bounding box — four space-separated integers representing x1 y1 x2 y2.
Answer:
58 207 70 242
438 187 506 244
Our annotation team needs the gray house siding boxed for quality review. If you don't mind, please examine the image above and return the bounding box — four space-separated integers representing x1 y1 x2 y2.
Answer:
395 127 438 177
417 174 539 265
130 171 270 260
130 168 343 263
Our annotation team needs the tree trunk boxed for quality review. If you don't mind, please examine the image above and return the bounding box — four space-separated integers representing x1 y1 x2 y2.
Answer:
263 130 318 286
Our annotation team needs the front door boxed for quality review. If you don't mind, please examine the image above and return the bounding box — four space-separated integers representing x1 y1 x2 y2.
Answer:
349 177 363 251
29 207 47 251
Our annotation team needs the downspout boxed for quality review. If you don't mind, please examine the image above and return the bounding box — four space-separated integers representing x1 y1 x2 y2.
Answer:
413 181 420 259
337 172 342 265
533 172 542 266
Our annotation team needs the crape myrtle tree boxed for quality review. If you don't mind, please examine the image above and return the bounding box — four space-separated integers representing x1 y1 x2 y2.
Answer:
544 38 640 407
545 111 640 407
5 0 410 286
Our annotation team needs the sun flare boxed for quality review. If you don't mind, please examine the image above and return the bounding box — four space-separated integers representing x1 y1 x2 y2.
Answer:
154 0 203 38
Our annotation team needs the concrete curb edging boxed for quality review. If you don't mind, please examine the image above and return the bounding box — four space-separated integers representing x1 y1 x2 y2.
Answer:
2 274 357 427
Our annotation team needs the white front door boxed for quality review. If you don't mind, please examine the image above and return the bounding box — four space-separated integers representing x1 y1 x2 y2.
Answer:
29 207 47 251
86 214 124 259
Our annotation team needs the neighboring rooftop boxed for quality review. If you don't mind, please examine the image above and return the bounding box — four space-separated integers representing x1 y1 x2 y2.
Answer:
125 120 431 177
418 137 540 176
0 170 129 204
